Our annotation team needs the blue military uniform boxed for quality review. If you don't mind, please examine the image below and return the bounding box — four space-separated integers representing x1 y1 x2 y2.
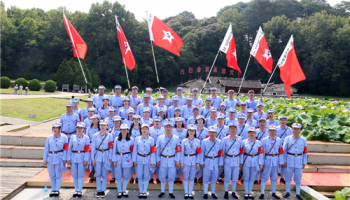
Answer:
81 98 97 121
253 109 267 123
98 96 112 119
209 91 222 110
153 96 168 117
72 98 83 121
266 109 280 128
199 97 214 118
237 114 250 140
171 87 186 106
167 100 183 119
245 90 264 111
169 116 186 128
172 119 187 182
186 106 200 127
149 118 165 143
109 85 124 108
182 97 195 120
92 85 107 109
224 90 241 110
245 108 258 128
60 103 80 141
256 119 269 141
130 86 142 108
118 103 132 120
43 122 68 196
108 116 122 180
104 107 116 129
214 114 230 140
276 116 293 181
136 95 154 118
141 117 153 127
224 108 239 126
192 96 203 108
196 125 209 143
141 88 156 106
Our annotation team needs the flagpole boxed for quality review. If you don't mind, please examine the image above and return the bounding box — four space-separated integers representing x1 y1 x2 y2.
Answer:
150 41 161 94
200 50 220 94
237 55 252 95
123 58 131 89
262 63 279 95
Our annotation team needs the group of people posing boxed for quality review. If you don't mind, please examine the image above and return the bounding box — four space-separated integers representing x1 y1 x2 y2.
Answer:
43 85 308 200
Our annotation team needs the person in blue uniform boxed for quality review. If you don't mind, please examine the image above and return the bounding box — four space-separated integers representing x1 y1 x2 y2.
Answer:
98 96 111 119
141 107 154 127
200 97 213 118
133 123 156 199
43 122 68 197
225 108 238 126
191 88 203 107
81 98 97 121
156 122 181 199
209 87 222 110
130 86 142 110
123 109 134 128
157 108 169 127
172 117 187 184
137 94 154 118
245 108 258 128
171 87 186 106
205 108 217 128
181 124 202 199
67 122 91 198
112 123 134 198
85 114 100 183
109 116 122 183
214 113 229 140
60 103 80 141
236 102 247 118
182 97 194 121
167 97 182 120
276 115 292 184
222 123 244 199
110 85 124 108
253 103 267 123
266 109 280 128
195 115 209 142
105 107 116 129
91 119 114 198
218 103 229 118
283 123 308 200
224 90 241 110
118 98 131 120
201 126 224 199
245 90 263 111
162 90 172 107
83 108 96 132
128 114 141 184
169 108 185 127
237 114 250 140
186 106 200 128
142 87 156 106
149 117 165 184
241 127 264 200
259 125 284 200
153 96 167 117
89 85 107 109
254 118 269 184
72 98 83 121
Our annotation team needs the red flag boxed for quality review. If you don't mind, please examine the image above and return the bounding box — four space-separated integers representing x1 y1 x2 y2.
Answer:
146 12 183 56
250 27 273 73
219 23 241 73
63 14 87 59
278 35 306 98
115 15 136 70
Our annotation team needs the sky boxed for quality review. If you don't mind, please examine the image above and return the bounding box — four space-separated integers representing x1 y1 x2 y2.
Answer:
2 0 344 21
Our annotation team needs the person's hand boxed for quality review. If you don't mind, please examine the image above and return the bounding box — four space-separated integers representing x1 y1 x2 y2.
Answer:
260 165 264 171
89 91 91 97
157 162 160 167
284 162 287 168
83 161 88 167
175 162 180 169
181 163 184 170
240 163 243 169
279 164 282 168
109 159 112 166
219 165 223 169
150 164 154 168
67 161 71 166
92 160 96 167
196 163 200 170
302 164 305 169
114 162 117 168
43 161 47 167
201 164 205 169
134 162 138 167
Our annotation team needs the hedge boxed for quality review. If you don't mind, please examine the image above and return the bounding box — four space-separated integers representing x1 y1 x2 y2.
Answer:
1 76 11 88
28 79 41 91
44 80 56 92
14 78 28 88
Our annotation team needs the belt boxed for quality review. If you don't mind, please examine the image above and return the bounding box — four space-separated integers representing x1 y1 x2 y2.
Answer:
225 153 240 158
138 153 150 157
266 154 278 157
62 131 76 135
160 154 175 158
117 152 130 156
96 148 109 152
244 153 258 157
50 150 63 154
287 152 303 156
72 150 84 154
204 155 218 159
184 154 196 157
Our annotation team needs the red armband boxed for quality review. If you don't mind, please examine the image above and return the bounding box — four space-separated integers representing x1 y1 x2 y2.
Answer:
84 144 91 152
258 146 264 154
150 123 154 127
218 149 223 157
236 103 241 107
303 147 308 153
176 145 181 153
151 145 157 153
206 135 209 138
63 143 69 150
138 102 141 105
226 133 230 136
196 147 202 155
279 147 285 155
130 145 134 153
240 147 244 155
153 103 157 106
108 141 113 149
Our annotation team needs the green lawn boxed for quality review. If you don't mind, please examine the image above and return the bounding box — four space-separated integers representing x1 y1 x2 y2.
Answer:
298 94 350 101
0 88 58 95
0 98 87 121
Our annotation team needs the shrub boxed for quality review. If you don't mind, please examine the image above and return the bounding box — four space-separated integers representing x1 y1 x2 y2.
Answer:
28 79 41 91
1 76 11 88
14 78 28 88
44 80 56 92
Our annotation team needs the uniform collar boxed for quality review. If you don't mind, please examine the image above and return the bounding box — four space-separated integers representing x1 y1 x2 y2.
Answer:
77 134 84 138
54 134 61 138
99 132 107 136
268 119 275 123
133 127 140 130
164 134 172 138
259 128 266 132
115 94 121 97
268 136 276 140
188 137 195 141
217 124 224 128
114 127 120 131
66 112 73 115
142 135 149 139
280 125 287 129
248 138 256 142
292 135 300 139
230 135 237 140
209 138 217 142
176 128 183 132
197 126 204 130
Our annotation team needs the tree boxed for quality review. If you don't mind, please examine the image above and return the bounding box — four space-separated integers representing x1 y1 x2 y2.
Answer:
56 58 73 88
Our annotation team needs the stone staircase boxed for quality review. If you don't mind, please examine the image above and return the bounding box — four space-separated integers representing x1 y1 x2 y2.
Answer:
1 132 350 168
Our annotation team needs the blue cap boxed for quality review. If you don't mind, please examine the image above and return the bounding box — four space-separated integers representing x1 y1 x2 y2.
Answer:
113 116 122 121
187 97 193 101
176 87 183 91
228 90 235 94
91 114 101 120
141 123 149 129
114 85 122 89
241 101 246 105
196 115 205 120
100 119 108 125
153 116 161 121
52 122 62 127
217 113 225 119
108 107 115 112
278 115 289 120
248 90 255 94
173 96 179 101
268 125 277 130
247 108 254 113
258 118 267 122
257 102 263 107
248 127 256 132
98 85 106 90
146 87 152 92
193 106 200 110
132 86 139 90
175 117 183 122
188 124 196 130
143 107 150 112
237 113 246 118
210 87 217 91
192 88 199 92
292 123 302 128
66 103 73 107
143 94 150 98
165 121 173 127
121 124 129 129
174 107 181 111
88 107 96 112
133 115 141 119
158 108 165 112
72 98 80 103
208 126 217 132
205 97 212 101
128 108 134 113
228 108 236 113
158 95 164 99
220 103 226 107
228 123 237 128
210 107 216 112
86 98 93 102
267 109 275 113
123 97 130 101
103 96 109 100
162 89 168 93
76 122 85 128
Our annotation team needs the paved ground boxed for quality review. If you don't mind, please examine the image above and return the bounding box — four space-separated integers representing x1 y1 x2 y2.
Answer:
11 188 300 200
0 116 39 132
0 92 87 100
23 119 60 134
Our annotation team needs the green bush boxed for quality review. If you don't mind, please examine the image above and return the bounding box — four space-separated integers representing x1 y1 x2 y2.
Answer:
44 80 56 92
28 79 41 91
1 76 11 88
14 78 28 88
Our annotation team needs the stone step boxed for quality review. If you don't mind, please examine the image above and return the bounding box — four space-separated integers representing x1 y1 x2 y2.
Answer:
307 164 350 173
307 140 350 153
308 152 350 165
0 145 44 159
0 132 49 146
0 158 43 167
